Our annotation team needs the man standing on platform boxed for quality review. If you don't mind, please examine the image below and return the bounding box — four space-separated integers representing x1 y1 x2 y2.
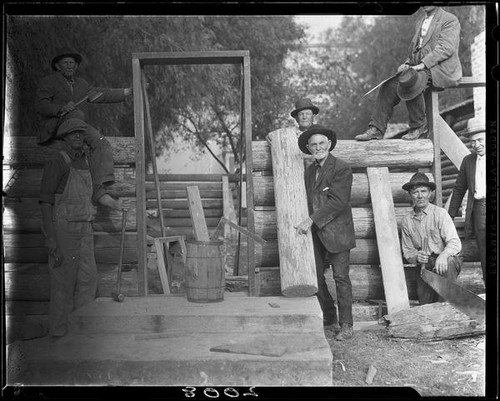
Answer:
295 125 356 341
290 98 320 135
401 172 462 305
355 5 462 141
39 118 125 339
448 127 486 286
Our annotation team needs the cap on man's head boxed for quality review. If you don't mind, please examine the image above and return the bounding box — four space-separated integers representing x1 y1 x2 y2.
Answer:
298 124 337 155
402 172 436 191
56 118 87 139
291 98 320 118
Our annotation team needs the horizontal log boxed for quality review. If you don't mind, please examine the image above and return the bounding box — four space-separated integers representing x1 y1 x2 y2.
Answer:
3 197 138 233
249 238 479 267
252 172 432 207
146 198 223 209
5 263 139 301
255 263 484 300
4 136 136 166
254 207 412 239
146 189 224 200
251 139 433 171
441 165 459 176
145 173 241 182
3 167 137 199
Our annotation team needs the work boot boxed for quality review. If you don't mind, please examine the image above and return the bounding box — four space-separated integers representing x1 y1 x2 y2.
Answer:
402 124 428 140
335 323 353 341
354 126 384 141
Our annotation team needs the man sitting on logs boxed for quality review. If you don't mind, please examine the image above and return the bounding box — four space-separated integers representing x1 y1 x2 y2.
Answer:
295 125 356 341
400 172 462 305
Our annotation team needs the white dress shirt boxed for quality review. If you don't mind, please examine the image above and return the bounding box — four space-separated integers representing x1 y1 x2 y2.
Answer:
474 154 486 199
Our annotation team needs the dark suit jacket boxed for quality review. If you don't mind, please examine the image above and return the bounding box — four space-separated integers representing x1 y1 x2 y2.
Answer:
448 153 477 239
305 153 356 254
406 7 462 88
36 72 127 125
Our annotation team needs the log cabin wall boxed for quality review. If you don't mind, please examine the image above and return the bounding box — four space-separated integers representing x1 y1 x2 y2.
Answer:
249 138 482 298
3 135 239 342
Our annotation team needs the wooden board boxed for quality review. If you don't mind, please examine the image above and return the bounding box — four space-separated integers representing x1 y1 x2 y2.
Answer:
267 128 317 297
186 185 210 241
435 115 470 169
367 167 410 314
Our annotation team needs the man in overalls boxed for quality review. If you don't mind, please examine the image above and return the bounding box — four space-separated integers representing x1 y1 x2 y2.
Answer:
39 118 123 339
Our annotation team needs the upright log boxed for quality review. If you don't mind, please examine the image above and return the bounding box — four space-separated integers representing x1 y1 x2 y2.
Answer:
266 128 317 297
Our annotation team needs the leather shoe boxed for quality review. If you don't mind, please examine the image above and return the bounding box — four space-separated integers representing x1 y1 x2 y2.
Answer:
354 126 384 141
335 323 353 341
402 124 428 140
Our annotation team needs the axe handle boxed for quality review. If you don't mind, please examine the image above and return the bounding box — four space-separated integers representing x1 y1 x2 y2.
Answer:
211 217 267 245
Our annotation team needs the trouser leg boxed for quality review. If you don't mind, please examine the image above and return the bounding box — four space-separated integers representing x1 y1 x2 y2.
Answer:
74 223 98 310
329 251 353 326
406 69 431 129
369 77 401 133
312 231 337 322
472 199 486 285
83 125 115 185
49 221 79 336
417 255 462 305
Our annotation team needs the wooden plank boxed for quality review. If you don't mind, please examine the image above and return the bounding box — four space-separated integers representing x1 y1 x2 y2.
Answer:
435 114 470 169
267 128 317 297
186 186 210 241
251 139 434 172
3 136 136 166
133 57 147 296
427 90 442 207
146 199 223 209
456 76 486 88
133 50 249 66
153 239 171 295
222 175 238 239
367 167 410 314
252 172 433 207
145 173 241 182
146 189 223 199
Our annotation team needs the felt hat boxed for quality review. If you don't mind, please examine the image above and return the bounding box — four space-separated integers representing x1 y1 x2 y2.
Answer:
396 69 428 101
291 98 320 118
56 118 87 139
461 121 486 138
298 124 337 155
51 47 83 71
402 172 436 191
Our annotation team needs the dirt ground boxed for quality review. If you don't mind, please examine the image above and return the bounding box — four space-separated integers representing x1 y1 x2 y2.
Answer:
324 325 486 396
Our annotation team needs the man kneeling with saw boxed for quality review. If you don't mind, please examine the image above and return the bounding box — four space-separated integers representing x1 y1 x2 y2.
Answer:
400 172 462 305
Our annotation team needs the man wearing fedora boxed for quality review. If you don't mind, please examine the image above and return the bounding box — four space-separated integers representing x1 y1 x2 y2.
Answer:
355 6 462 141
36 47 132 186
401 172 462 305
448 126 486 286
295 125 356 340
291 98 320 135
39 118 125 338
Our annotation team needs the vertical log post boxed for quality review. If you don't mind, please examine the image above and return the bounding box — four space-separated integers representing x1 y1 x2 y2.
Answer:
267 128 317 297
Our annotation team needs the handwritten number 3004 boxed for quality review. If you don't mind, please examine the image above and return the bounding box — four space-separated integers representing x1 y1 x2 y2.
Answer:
182 387 258 398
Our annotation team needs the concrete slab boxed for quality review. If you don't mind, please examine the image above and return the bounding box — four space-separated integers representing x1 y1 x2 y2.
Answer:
8 332 332 386
69 294 324 335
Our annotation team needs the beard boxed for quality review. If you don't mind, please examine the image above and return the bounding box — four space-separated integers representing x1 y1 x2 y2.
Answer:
312 150 328 161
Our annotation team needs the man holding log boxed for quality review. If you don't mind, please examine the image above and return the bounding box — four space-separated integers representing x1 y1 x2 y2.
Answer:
36 47 133 187
39 118 125 339
400 172 462 305
295 125 356 341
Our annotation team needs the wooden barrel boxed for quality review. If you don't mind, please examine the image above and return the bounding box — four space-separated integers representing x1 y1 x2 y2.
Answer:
185 240 225 303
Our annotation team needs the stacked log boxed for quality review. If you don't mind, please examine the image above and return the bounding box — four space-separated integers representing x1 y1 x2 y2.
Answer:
249 138 483 298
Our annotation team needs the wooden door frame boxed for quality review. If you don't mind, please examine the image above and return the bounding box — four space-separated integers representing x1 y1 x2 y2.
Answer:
132 51 253 296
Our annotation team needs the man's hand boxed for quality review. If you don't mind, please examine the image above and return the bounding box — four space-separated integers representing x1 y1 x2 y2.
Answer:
433 253 449 275
295 217 313 235
416 250 430 264
397 63 410 73
411 63 426 71
98 193 129 211
59 101 76 115
45 237 64 267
